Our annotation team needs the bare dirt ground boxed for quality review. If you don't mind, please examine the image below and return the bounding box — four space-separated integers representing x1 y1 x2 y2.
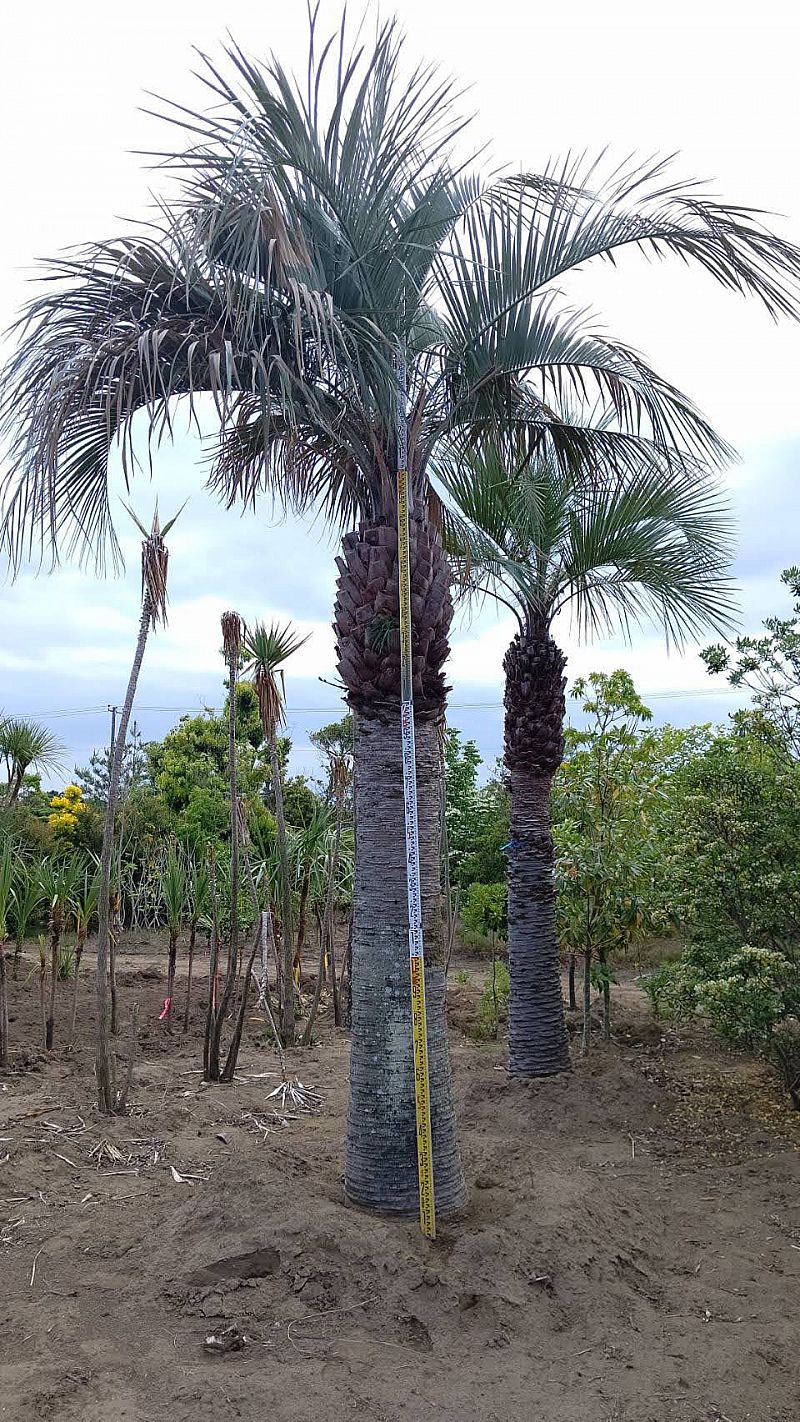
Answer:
1 940 799 1422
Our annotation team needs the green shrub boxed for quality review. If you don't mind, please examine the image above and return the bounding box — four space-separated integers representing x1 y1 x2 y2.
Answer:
460 882 507 940
475 959 510 1040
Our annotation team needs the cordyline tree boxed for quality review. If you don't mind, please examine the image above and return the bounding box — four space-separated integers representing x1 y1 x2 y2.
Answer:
95 508 178 1112
0 717 64 805
439 433 735 1074
241 620 307 1045
2 12 800 1207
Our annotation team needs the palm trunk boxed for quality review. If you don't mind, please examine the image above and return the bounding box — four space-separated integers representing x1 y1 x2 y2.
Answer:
38 947 46 1048
96 595 152 1112
345 714 464 1213
599 946 611 1040
339 913 353 1029
294 866 311 980
335 507 464 1217
504 627 570 1078
183 922 197 1034
69 933 85 1048
301 811 343 1046
206 661 241 1080
0 943 8 1069
165 929 178 1031
582 948 592 1056
45 912 62 1051
269 732 295 1046
109 893 121 1036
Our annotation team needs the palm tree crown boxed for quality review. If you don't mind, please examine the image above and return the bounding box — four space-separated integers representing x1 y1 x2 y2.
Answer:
438 431 737 646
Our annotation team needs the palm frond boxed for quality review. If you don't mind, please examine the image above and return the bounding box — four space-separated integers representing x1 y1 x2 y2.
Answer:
436 424 737 647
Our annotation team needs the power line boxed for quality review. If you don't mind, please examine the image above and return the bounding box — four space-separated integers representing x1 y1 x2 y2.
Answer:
5 686 748 721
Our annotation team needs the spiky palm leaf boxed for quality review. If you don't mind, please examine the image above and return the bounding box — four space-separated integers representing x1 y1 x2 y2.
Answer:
0 718 65 803
436 433 737 648
241 620 309 734
5 18 798 563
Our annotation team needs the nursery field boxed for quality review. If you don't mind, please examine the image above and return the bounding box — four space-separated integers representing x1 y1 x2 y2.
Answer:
1 944 798 1422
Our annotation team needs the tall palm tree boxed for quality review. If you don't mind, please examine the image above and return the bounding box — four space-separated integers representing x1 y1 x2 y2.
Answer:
0 718 64 804
241 620 308 1045
438 434 736 1076
2 16 800 1209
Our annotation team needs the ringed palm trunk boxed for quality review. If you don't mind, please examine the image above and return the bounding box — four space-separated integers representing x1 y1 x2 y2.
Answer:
334 508 465 1215
504 626 571 1077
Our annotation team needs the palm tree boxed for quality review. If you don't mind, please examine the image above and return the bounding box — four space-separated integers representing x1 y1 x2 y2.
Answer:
241 620 308 1046
95 508 178 1111
2 17 800 1210
0 718 64 804
438 434 736 1076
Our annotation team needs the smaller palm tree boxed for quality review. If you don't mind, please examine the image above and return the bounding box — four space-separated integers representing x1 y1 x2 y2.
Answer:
0 718 64 804
161 839 187 1032
241 620 309 1045
440 432 735 1077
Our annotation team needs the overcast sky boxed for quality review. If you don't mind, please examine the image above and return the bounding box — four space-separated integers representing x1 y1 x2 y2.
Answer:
1 0 799 786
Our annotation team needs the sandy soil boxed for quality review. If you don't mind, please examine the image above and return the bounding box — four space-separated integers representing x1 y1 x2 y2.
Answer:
1 943 799 1422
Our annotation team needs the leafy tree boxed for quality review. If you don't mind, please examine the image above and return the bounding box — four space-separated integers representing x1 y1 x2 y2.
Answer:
665 724 800 956
146 688 274 846
554 673 676 1049
703 567 800 758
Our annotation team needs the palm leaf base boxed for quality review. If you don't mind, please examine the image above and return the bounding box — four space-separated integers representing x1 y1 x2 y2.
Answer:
334 514 452 722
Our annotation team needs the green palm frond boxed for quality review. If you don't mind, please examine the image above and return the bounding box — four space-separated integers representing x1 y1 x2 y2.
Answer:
0 717 65 802
503 151 800 321
241 619 310 733
2 16 800 570
436 426 737 647
162 839 188 934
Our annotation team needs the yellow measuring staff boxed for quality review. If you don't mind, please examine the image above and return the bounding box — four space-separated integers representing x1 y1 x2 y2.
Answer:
397 464 436 1239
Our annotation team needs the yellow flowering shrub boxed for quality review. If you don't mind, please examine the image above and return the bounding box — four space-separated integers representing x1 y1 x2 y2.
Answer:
48 783 85 833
